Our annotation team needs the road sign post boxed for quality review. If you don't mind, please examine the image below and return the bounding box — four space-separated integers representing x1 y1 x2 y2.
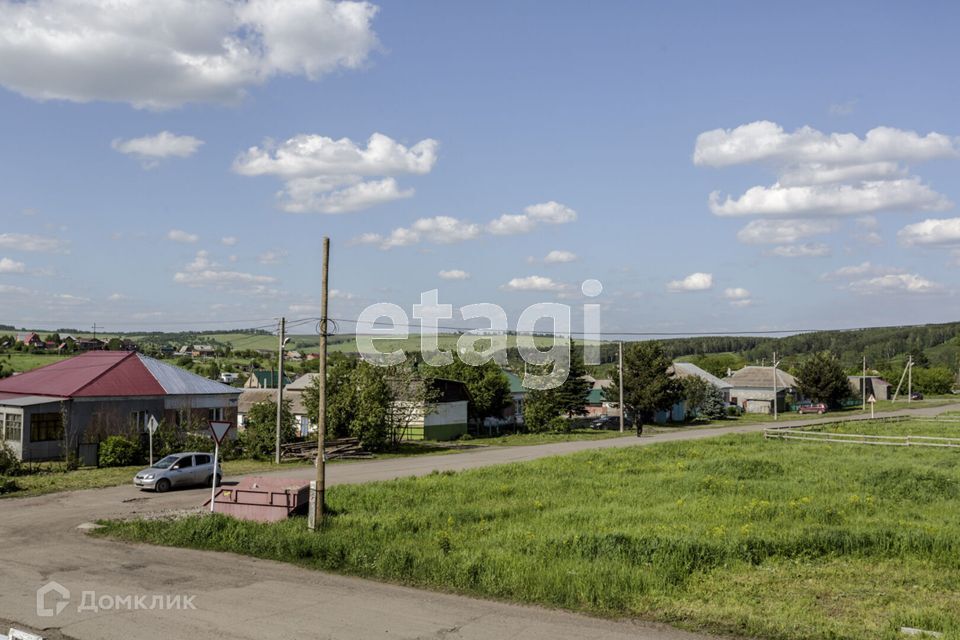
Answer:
208 420 233 514
868 394 876 419
146 415 159 466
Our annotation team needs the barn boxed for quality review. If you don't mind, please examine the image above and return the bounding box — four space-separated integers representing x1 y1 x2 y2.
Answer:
0 351 240 462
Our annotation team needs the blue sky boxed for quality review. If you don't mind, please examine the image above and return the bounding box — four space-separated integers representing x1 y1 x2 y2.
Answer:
1 1 959 336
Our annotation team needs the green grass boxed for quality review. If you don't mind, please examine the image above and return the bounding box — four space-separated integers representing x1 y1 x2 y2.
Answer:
98 419 960 640
3 459 313 498
0 352 71 373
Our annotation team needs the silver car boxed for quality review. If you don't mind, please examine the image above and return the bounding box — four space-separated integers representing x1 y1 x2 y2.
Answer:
133 452 221 493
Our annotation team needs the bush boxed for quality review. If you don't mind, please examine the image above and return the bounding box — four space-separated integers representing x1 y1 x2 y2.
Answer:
98 435 142 467
0 441 20 475
0 476 18 494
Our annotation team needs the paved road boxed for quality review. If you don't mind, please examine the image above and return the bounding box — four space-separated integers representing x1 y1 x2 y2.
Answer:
1 403 957 640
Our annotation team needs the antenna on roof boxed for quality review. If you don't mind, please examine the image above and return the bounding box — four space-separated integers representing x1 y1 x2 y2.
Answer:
92 323 101 340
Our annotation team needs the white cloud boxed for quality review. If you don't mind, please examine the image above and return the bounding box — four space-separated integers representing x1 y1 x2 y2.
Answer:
167 229 199 244
258 250 288 265
667 272 713 292
174 249 276 289
898 217 960 247
709 179 949 218
822 261 905 280
828 100 857 117
0 0 380 109
487 201 577 236
233 132 437 213
764 243 831 258
736 219 838 244
0 284 29 294
0 233 67 253
221 236 238 247
438 269 470 280
355 216 481 250
54 293 90 305
111 131 203 166
108 293 126 301
724 287 750 300
0 257 26 273
543 250 577 264
502 275 565 292
695 121 957 218
848 273 942 295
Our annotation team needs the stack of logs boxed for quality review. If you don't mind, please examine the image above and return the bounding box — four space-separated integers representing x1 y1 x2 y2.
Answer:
279 437 372 461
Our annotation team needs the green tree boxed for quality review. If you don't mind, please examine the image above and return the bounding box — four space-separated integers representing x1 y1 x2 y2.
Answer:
106 337 123 351
797 351 851 407
912 367 955 395
523 387 566 433
681 376 726 420
239 399 296 459
608 341 683 423
551 349 591 418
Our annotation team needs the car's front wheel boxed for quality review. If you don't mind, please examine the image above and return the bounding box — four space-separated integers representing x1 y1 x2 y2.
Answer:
154 478 171 493
205 474 223 487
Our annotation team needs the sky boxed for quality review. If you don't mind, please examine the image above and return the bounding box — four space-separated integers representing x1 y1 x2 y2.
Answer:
1 0 960 337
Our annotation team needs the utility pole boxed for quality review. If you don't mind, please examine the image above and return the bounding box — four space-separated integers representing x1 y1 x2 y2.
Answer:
862 355 867 412
92 323 99 340
907 354 913 403
274 316 286 465
310 237 330 529
772 351 780 421
618 341 625 433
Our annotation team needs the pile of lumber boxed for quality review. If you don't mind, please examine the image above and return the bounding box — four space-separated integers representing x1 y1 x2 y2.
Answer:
279 437 372 461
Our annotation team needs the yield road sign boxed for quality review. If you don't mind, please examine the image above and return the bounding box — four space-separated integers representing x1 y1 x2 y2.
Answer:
209 421 233 444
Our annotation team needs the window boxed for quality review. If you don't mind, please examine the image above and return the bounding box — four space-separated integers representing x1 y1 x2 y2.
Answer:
130 410 149 431
29 412 62 442
175 456 194 469
3 412 22 443
208 407 225 422
195 454 211 465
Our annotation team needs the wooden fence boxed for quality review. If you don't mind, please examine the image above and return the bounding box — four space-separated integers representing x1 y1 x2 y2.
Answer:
764 428 960 449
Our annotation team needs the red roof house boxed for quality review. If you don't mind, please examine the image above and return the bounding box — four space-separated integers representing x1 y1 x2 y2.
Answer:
0 351 240 462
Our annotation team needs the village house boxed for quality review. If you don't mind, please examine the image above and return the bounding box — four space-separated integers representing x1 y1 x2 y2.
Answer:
848 375 892 401
725 366 798 414
0 351 240 462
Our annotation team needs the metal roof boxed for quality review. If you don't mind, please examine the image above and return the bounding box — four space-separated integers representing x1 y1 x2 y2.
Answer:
0 351 240 399
286 373 318 391
724 366 797 389
0 395 69 407
672 362 733 389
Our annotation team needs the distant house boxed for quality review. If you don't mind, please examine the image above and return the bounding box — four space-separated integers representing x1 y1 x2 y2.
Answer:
243 370 292 389
725 366 798 414
848 376 892 401
192 345 216 358
77 338 105 351
15 332 43 348
160 345 176 356
398 378 471 441
0 351 240 462
237 389 311 436
586 378 614 417
285 350 303 361
503 371 526 421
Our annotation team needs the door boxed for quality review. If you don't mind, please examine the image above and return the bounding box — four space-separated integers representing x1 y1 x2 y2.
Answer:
194 453 213 482
170 455 195 486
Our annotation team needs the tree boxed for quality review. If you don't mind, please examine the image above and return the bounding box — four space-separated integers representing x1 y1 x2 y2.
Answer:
682 376 726 420
608 341 683 423
239 399 296 459
523 388 566 433
912 367 955 395
106 337 123 351
909 348 931 368
551 349 591 418
797 351 851 408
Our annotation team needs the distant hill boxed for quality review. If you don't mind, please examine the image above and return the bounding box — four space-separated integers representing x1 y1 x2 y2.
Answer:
661 321 960 375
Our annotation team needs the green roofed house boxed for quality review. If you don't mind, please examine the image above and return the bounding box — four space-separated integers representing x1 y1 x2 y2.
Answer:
243 370 293 390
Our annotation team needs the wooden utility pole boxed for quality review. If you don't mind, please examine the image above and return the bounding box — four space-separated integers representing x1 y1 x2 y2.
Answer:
310 237 330 529
862 355 866 412
907 354 913 403
772 351 779 421
274 316 286 465
618 341 625 433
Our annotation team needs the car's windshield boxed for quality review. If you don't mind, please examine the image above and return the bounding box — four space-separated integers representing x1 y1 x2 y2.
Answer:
152 455 179 469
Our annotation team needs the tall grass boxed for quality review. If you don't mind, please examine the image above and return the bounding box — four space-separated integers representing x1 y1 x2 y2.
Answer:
100 424 960 639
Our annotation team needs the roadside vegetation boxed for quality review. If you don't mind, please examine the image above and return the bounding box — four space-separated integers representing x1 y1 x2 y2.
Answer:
99 418 960 640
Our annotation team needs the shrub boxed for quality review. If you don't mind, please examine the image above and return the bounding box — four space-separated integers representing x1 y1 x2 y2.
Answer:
98 435 142 467
0 441 20 475
0 476 18 494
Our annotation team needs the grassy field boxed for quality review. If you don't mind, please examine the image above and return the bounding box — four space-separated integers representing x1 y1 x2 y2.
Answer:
99 419 960 640
0 352 71 374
